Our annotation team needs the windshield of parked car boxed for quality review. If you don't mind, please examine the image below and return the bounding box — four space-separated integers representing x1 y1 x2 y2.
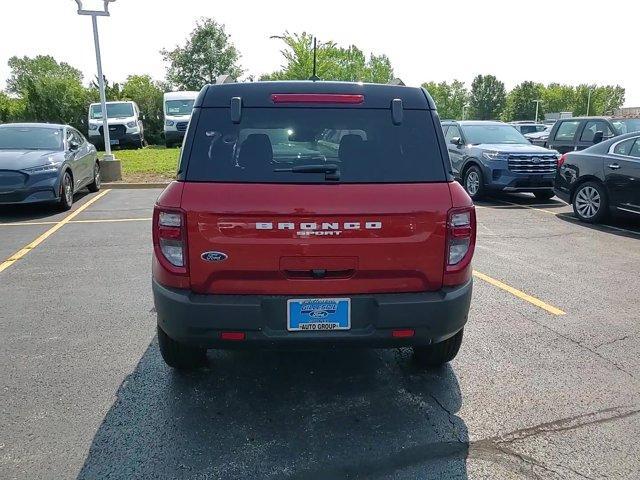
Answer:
611 119 640 134
90 102 134 119
462 124 530 145
186 108 447 183
0 126 63 150
165 100 195 116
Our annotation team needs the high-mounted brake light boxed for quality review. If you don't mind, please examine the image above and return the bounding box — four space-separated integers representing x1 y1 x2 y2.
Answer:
271 94 364 104
153 208 188 274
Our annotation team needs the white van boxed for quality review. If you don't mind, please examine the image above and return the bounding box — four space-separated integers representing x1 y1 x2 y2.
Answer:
87 101 144 149
163 91 199 147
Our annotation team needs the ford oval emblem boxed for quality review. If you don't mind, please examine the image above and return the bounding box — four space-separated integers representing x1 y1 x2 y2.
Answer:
308 310 329 319
201 251 228 262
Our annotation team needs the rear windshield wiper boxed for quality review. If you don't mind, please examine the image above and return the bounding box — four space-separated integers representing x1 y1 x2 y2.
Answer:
274 163 340 181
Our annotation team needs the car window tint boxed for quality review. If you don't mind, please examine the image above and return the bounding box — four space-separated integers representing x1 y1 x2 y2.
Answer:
554 121 580 141
580 121 614 142
613 138 636 156
186 108 447 183
445 125 461 143
629 139 640 158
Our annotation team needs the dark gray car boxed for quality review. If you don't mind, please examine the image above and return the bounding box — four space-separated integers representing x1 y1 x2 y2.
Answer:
0 123 100 210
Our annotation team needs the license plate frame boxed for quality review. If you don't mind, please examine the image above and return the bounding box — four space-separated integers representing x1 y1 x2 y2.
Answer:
287 298 351 332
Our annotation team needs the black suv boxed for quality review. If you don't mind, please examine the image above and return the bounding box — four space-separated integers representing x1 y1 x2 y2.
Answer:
441 120 560 200
548 117 640 154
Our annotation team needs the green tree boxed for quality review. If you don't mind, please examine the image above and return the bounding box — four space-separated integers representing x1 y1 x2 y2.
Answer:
121 74 165 144
0 92 26 123
502 81 544 121
468 74 506 120
574 84 625 116
6 55 90 131
161 18 243 90
89 76 123 102
262 32 394 83
422 80 468 119
540 83 575 115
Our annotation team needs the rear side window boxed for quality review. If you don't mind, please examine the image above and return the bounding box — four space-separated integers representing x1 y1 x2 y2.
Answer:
185 108 446 183
580 121 614 142
554 121 580 141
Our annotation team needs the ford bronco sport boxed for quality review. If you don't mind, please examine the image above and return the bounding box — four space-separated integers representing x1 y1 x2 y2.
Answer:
152 81 475 370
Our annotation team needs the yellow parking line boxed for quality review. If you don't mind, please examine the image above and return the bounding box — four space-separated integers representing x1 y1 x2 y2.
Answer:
0 217 150 227
473 270 566 316
0 190 111 274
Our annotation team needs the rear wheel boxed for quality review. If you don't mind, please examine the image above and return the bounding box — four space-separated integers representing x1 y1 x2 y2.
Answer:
534 189 555 201
157 325 207 370
413 329 463 368
572 181 608 223
58 171 73 211
87 162 101 192
462 166 485 200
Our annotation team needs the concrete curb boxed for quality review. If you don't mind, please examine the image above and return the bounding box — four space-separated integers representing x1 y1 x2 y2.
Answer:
102 182 170 189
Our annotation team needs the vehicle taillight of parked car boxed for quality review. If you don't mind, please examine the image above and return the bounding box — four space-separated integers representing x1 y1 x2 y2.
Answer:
557 153 567 168
444 206 476 286
153 208 188 275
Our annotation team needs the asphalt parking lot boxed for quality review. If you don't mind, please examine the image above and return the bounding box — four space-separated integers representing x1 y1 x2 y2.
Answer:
1 189 639 480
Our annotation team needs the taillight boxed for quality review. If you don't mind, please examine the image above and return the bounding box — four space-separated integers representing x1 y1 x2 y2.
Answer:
444 207 476 285
557 154 567 168
153 208 188 274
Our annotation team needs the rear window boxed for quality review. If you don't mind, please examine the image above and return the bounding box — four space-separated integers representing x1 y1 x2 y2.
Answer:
184 108 446 183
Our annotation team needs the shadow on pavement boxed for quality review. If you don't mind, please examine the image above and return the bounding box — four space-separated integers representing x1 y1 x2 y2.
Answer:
0 191 90 223
78 339 468 480
475 192 567 209
555 212 640 239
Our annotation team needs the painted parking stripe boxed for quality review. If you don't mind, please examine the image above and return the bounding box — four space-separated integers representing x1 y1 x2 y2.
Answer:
0 189 111 274
473 270 566 316
0 217 151 227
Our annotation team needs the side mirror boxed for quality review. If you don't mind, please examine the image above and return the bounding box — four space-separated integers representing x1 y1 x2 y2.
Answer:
450 137 463 147
69 141 80 151
593 131 604 144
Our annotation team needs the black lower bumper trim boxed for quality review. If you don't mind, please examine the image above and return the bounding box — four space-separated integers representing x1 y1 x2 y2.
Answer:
153 279 473 349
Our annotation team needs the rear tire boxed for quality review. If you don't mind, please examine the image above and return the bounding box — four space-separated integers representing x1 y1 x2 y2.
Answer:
534 189 555 201
462 165 485 200
413 329 463 368
572 181 608 223
157 325 207 370
87 162 101 192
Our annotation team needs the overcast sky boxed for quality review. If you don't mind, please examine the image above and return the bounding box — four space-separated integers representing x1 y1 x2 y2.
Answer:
1 0 638 106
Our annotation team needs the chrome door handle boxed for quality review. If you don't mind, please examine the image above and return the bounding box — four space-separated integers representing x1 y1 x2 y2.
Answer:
607 164 621 170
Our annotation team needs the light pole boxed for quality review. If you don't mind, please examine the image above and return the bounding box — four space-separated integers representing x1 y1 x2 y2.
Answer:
532 99 542 123
586 88 593 116
75 0 121 181
462 104 469 120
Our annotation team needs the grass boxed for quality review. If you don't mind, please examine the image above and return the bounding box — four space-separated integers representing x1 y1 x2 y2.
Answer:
99 146 180 183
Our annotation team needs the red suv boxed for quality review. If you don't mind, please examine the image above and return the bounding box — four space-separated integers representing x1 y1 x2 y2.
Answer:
152 81 475 369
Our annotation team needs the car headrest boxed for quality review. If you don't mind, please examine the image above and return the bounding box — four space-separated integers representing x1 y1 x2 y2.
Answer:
338 134 364 161
239 134 273 168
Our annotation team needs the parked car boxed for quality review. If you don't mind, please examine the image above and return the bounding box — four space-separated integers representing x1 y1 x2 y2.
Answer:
547 116 640 154
510 122 548 135
0 123 100 210
525 124 553 147
441 120 560 200
555 132 640 223
163 91 199 147
87 101 145 150
152 81 476 370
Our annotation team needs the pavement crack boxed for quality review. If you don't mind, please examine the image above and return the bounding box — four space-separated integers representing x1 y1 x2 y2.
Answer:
593 334 631 349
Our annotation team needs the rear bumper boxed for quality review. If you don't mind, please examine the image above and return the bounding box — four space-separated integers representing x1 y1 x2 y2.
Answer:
153 278 472 349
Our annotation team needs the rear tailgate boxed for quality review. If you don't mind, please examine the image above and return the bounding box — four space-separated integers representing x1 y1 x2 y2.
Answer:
183 183 450 295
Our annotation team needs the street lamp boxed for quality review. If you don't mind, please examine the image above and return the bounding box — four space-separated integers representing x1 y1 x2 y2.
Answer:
75 0 121 181
532 99 542 123
462 104 469 120
586 88 593 116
